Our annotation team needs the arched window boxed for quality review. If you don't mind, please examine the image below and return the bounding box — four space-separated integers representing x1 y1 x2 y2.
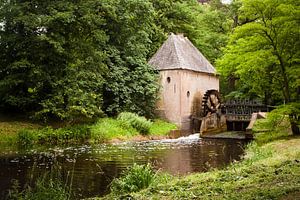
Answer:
167 77 171 83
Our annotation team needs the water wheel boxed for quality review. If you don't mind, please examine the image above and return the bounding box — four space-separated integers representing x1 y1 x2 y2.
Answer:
202 89 221 117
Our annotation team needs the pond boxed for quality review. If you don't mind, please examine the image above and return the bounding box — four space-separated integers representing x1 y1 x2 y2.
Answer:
0 134 248 199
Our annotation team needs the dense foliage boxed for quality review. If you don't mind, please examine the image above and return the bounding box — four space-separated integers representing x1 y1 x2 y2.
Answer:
0 0 233 121
217 0 300 104
217 0 300 134
1 0 298 127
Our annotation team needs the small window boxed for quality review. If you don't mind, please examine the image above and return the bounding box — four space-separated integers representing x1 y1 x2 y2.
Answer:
187 91 190 98
167 77 171 83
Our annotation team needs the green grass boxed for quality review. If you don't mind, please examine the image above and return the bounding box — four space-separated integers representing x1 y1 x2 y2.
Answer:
0 120 41 144
17 125 91 145
252 115 293 145
0 112 177 145
149 120 177 136
117 112 152 135
90 118 177 143
254 131 292 146
90 118 139 143
110 163 156 195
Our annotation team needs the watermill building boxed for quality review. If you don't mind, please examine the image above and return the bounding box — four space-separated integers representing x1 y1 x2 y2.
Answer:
149 33 219 131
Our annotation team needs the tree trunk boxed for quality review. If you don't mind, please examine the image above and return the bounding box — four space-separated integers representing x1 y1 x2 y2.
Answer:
291 121 300 135
290 114 300 135
277 55 291 103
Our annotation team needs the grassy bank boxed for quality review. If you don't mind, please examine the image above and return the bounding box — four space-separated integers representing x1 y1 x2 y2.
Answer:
0 113 177 145
97 131 300 200
0 116 41 144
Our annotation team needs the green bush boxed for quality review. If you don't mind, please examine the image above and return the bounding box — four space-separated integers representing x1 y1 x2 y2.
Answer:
117 112 152 135
252 103 300 144
255 103 299 131
110 163 156 194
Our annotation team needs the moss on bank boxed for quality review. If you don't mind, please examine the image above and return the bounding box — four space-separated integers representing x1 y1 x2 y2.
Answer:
97 136 300 200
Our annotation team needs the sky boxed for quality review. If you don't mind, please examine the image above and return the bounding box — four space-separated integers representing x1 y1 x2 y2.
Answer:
221 0 232 4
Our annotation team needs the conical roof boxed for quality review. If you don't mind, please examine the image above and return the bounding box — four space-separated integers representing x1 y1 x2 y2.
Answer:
149 33 216 74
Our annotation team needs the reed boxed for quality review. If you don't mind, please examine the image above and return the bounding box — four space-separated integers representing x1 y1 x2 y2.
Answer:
7 161 74 200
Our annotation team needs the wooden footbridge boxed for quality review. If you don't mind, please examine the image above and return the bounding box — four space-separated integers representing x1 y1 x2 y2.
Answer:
222 99 269 131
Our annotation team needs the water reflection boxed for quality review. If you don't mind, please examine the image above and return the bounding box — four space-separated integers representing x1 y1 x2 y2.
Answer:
0 137 247 199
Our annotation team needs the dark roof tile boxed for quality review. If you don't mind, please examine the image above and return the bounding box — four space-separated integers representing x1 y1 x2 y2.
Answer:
149 33 216 74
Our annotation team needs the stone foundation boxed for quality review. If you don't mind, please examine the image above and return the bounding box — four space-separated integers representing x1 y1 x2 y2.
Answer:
200 113 227 136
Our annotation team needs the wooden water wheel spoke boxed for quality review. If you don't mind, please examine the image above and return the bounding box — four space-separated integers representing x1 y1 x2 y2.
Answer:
202 90 221 117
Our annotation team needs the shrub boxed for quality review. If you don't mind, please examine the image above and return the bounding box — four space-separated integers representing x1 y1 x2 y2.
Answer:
110 163 156 194
254 103 300 132
252 103 300 144
117 112 152 135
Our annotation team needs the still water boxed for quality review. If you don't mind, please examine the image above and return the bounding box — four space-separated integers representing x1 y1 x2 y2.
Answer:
0 134 247 199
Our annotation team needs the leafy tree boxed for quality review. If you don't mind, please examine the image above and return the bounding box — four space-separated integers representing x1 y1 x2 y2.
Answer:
150 0 232 63
100 0 160 118
0 0 108 121
0 0 243 122
217 0 300 134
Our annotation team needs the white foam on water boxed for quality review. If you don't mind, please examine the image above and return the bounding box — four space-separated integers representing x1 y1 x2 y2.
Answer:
112 133 201 146
160 133 200 143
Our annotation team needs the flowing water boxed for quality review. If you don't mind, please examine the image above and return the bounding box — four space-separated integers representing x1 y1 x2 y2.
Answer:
0 134 248 199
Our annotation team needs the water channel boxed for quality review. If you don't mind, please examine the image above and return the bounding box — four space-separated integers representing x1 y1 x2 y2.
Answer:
0 134 248 199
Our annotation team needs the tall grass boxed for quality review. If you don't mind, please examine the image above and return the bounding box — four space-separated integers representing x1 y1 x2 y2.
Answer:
7 162 73 200
110 163 156 194
18 125 91 145
117 112 152 135
0 120 40 144
16 113 176 145
149 119 177 135
90 117 176 142
90 118 139 143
